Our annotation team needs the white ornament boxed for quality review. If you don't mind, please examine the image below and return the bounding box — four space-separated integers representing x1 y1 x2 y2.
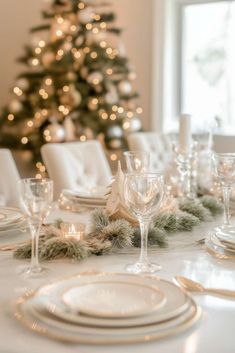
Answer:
123 117 142 132
78 7 93 24
9 99 23 113
118 80 132 95
107 125 123 138
44 122 65 143
87 71 103 85
15 78 29 91
106 162 137 224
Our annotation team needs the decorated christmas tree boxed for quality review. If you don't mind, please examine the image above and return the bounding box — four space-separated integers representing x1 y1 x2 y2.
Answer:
0 0 142 172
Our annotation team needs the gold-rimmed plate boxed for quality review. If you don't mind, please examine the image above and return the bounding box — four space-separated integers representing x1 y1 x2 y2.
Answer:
15 289 201 345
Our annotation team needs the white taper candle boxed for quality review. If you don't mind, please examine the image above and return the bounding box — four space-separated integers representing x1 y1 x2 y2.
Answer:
179 114 192 152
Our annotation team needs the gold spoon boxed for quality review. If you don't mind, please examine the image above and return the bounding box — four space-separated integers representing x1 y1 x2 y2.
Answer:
175 276 235 299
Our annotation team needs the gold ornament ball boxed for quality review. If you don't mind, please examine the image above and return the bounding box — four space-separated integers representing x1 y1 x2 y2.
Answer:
41 51 55 67
15 78 29 91
67 71 77 81
9 99 23 113
87 71 103 85
77 7 93 24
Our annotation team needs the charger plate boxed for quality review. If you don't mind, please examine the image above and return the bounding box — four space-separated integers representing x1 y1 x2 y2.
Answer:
206 235 235 259
29 273 189 325
15 273 202 344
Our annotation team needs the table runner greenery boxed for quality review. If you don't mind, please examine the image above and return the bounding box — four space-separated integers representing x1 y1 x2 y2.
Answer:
14 195 223 261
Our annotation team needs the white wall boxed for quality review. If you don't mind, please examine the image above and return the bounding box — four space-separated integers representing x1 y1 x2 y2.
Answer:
0 0 154 130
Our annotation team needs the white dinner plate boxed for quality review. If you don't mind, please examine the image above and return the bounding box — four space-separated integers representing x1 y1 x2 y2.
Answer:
0 227 30 249
0 207 24 231
15 288 201 344
64 186 107 198
61 191 106 207
62 281 166 318
25 273 190 328
211 234 235 253
205 236 235 259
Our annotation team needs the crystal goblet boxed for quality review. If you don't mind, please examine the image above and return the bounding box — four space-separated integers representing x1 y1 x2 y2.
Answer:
124 150 150 173
18 178 53 276
123 172 164 273
212 153 235 240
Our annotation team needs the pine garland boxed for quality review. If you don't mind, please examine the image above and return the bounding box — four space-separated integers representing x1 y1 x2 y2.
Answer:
14 196 223 262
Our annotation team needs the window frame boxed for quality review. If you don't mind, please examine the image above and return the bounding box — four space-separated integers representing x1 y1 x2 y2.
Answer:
151 0 231 133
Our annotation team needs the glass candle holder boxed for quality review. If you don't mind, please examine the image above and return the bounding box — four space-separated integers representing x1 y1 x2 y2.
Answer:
172 141 198 199
60 222 86 241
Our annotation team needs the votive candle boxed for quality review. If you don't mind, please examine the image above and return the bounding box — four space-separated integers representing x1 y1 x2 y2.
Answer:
61 222 86 240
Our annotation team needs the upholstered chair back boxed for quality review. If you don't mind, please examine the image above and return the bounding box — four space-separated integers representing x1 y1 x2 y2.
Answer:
127 132 173 172
41 140 112 199
0 149 20 207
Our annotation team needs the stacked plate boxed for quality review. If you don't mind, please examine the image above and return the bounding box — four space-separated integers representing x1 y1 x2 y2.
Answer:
59 187 106 211
15 272 201 344
0 207 25 231
0 207 29 249
206 233 235 259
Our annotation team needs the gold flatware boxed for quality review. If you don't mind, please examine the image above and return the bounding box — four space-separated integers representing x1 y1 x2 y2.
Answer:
175 276 235 299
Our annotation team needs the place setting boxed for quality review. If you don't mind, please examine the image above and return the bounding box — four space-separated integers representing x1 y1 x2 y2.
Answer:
15 271 202 345
0 207 29 251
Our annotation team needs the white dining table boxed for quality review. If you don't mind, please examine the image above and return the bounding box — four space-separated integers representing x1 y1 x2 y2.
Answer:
0 208 235 353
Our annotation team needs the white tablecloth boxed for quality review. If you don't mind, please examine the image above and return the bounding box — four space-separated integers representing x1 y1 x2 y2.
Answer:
0 210 235 353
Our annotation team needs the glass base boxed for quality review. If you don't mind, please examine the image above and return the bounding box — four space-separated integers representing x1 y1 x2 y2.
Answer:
125 261 162 274
20 265 47 277
214 225 235 244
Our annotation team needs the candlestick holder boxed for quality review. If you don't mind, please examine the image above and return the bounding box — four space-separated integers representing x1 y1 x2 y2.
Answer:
173 141 198 199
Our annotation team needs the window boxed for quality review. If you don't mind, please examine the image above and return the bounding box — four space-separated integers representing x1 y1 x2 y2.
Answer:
152 0 235 133
181 1 235 131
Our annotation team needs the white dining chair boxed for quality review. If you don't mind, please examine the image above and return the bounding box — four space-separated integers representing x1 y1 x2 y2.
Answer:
41 140 112 199
127 132 173 172
0 149 20 207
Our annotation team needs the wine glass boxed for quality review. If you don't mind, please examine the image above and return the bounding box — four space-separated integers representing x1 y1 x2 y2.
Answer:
124 151 150 173
212 153 235 240
123 172 164 273
18 178 53 276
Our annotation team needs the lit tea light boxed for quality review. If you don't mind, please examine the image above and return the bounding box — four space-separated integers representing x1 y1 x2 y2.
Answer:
61 222 86 240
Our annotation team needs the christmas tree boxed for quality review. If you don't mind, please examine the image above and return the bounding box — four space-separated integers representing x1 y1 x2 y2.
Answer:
0 0 142 172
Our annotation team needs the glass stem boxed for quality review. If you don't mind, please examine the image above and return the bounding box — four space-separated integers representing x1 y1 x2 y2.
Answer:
30 223 41 270
139 219 150 265
222 186 231 226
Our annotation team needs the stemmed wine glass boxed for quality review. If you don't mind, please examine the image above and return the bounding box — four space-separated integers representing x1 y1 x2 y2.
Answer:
124 151 150 173
124 172 164 273
18 178 53 276
212 153 235 240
